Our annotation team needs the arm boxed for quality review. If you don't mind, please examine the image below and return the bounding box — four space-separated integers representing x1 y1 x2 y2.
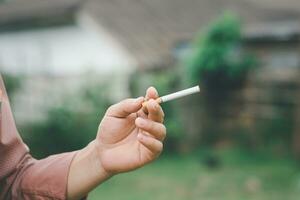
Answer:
0 73 165 200
67 87 166 199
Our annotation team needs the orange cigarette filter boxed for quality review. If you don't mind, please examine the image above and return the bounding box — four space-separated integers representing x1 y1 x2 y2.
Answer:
142 85 200 107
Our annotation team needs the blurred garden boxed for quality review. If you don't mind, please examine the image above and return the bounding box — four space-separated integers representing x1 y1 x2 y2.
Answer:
3 11 300 200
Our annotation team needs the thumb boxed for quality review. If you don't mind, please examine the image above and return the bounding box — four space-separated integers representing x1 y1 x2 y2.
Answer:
106 97 144 118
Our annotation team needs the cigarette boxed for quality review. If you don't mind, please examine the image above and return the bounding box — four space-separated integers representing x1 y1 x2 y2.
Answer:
142 85 200 106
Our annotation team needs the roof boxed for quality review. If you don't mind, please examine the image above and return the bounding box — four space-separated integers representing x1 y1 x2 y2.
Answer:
83 0 300 69
1 0 300 69
0 0 83 31
84 0 223 68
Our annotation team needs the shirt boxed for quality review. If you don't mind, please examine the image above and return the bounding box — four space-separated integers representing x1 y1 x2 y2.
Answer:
0 75 78 200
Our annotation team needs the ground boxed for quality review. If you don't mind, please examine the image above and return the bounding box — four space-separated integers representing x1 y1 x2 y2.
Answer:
90 149 300 200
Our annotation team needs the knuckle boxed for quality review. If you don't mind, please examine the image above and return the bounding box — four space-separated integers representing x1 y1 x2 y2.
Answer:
157 141 163 153
122 98 132 105
161 109 165 118
156 124 166 139
160 112 165 121
106 104 115 114
160 114 165 123
161 125 167 136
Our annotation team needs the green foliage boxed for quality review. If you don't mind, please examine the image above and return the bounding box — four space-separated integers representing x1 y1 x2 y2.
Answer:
22 83 111 158
150 71 183 140
185 13 255 87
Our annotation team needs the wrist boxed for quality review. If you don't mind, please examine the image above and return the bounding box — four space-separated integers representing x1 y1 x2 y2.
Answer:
89 140 113 179
67 140 112 199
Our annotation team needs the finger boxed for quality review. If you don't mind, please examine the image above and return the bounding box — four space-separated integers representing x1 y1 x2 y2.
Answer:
106 97 144 118
145 86 159 100
146 99 164 123
135 118 166 141
137 134 163 155
143 87 159 114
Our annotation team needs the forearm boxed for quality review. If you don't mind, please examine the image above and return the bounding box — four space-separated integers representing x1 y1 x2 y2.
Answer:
67 140 112 200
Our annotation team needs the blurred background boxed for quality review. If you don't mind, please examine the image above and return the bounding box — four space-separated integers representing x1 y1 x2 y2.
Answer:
1 0 300 199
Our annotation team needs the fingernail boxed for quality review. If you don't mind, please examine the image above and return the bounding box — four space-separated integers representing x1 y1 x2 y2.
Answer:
136 117 146 127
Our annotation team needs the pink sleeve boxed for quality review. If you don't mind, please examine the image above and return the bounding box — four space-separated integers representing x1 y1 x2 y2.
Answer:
15 152 78 200
0 75 86 199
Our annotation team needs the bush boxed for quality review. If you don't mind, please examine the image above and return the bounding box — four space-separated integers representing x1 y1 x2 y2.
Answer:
22 83 111 158
185 13 255 89
179 13 257 148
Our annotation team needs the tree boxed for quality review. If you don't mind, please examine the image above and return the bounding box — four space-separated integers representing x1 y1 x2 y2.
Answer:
183 13 255 147
186 13 254 90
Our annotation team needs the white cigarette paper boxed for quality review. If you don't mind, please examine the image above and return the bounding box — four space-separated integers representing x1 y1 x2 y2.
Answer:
143 85 200 107
160 85 200 103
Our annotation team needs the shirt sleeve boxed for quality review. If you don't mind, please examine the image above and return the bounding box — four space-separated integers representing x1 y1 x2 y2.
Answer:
0 75 82 200
16 152 78 200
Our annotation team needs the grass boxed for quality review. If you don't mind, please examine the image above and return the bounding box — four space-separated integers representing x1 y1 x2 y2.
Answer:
89 149 300 200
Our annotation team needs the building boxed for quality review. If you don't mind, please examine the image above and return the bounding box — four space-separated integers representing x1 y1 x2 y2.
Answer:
1 0 300 124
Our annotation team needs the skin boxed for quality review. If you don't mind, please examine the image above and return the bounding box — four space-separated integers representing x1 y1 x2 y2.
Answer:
67 87 166 200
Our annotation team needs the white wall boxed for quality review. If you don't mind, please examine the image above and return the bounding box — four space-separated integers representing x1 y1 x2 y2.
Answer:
0 25 136 75
0 23 137 124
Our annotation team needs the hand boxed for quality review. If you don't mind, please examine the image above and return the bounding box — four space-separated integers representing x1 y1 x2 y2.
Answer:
95 87 166 175
67 87 165 199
